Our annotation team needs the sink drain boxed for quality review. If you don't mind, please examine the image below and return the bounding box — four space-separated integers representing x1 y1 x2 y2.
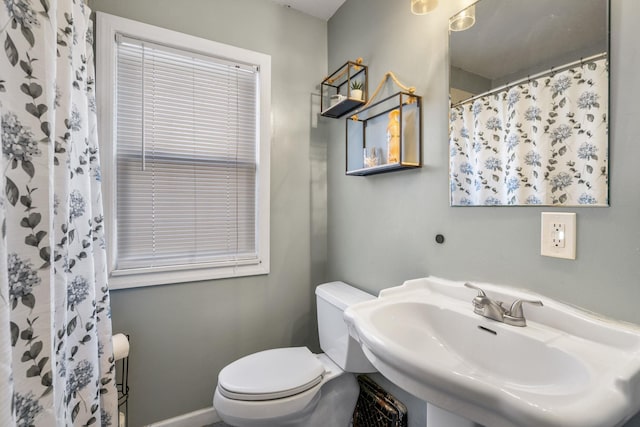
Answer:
477 325 497 335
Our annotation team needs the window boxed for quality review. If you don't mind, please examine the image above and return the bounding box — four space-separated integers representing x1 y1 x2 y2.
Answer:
97 13 270 289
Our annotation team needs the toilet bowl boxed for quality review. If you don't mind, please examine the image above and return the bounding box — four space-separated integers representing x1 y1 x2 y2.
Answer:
213 281 376 427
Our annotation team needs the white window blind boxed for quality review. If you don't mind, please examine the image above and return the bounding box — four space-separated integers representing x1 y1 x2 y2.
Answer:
114 34 260 273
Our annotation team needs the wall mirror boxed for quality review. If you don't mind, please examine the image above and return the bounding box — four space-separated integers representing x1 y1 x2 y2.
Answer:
448 0 609 206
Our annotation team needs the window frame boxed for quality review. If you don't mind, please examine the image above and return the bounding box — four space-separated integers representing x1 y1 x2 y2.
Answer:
96 12 271 289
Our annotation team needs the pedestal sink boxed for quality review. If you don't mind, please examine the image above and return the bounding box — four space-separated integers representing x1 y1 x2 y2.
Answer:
343 277 640 427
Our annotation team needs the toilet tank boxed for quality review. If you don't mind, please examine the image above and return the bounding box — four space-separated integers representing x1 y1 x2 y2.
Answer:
315 281 376 373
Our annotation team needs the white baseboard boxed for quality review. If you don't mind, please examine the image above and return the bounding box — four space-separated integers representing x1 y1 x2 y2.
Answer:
146 407 221 427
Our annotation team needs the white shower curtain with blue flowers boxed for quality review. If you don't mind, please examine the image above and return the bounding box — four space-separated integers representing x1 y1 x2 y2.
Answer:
1 0 118 425
450 56 608 206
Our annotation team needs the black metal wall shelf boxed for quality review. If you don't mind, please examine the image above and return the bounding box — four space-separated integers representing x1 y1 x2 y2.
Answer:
346 91 422 176
321 60 369 118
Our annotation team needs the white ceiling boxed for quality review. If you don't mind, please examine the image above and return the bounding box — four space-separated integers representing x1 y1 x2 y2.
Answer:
270 0 347 20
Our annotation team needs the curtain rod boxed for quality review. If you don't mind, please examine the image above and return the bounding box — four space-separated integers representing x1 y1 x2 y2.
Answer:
451 52 608 108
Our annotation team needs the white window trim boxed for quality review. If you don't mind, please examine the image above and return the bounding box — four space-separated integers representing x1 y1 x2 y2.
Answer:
96 12 271 289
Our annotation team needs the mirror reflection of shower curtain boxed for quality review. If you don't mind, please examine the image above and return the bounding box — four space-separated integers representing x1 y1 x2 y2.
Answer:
0 1 118 425
449 56 608 206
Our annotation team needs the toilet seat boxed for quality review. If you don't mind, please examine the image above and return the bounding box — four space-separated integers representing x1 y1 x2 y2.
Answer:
217 347 325 401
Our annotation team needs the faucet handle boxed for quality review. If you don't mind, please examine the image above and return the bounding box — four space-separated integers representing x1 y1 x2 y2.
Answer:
508 299 543 318
464 283 490 315
464 282 486 297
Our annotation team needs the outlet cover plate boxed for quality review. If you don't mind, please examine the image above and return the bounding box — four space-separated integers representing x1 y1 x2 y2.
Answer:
541 212 576 260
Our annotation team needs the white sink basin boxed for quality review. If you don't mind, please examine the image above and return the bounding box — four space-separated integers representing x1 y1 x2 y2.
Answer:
344 277 640 427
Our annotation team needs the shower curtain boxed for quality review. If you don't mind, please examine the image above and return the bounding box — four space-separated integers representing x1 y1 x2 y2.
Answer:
1 0 117 425
449 56 608 206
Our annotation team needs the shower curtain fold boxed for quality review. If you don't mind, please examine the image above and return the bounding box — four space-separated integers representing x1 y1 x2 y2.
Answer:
1 0 118 425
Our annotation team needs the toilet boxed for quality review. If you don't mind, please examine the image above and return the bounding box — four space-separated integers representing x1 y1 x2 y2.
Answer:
213 281 376 426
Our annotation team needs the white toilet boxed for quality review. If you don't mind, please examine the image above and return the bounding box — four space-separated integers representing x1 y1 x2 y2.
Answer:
213 281 376 426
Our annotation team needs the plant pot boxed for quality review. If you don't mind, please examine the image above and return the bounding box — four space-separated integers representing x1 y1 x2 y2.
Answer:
350 89 363 101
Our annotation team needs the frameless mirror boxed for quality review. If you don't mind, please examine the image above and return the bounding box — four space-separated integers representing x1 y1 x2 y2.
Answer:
449 0 609 206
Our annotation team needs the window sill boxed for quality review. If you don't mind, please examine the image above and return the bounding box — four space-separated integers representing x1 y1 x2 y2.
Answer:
108 262 269 290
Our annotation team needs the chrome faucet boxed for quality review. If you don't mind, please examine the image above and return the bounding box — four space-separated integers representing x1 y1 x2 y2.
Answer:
504 298 544 327
464 283 543 327
464 283 507 322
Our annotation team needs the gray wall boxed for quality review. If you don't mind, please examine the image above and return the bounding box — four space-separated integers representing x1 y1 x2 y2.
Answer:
88 0 327 425
450 66 491 96
328 0 640 425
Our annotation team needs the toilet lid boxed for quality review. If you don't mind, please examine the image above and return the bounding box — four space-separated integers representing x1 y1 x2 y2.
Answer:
218 347 325 401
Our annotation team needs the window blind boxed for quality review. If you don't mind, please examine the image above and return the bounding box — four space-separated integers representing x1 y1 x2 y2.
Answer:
114 35 259 273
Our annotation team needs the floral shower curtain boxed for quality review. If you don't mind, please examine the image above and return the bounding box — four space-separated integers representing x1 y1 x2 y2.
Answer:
1 0 117 425
450 56 608 206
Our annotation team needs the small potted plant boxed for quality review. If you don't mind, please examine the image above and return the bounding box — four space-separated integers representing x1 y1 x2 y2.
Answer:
350 80 364 101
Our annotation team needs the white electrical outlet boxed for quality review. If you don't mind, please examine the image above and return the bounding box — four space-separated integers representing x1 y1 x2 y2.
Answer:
541 212 576 259
552 223 565 248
